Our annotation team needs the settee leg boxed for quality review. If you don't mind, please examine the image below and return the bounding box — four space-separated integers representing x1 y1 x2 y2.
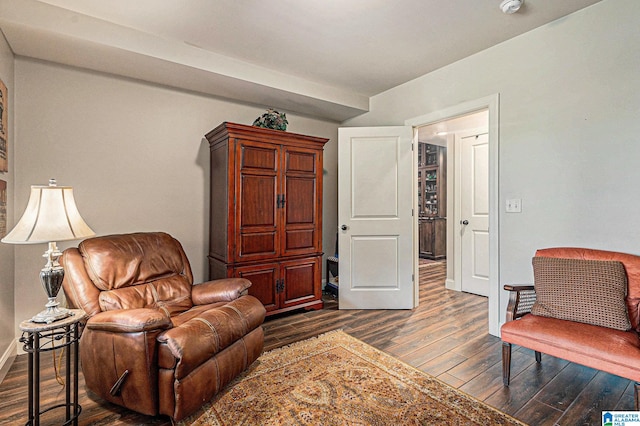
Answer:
502 342 512 386
635 382 639 411
535 351 541 363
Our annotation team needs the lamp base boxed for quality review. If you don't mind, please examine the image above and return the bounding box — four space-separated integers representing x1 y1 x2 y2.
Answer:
31 302 72 324
32 245 71 324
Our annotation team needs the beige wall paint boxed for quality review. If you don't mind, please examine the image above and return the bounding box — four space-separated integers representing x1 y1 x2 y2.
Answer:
12 58 338 347
0 30 15 378
345 0 640 318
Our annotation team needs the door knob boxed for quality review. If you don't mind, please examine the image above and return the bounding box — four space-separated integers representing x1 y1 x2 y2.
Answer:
461 220 469 225
341 225 348 231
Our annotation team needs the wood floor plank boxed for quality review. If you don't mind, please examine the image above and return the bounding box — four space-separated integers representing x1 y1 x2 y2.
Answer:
533 361 599 411
436 372 467 388
485 352 568 414
615 381 637 411
393 335 464 368
445 340 503 383
418 350 468 377
450 332 501 358
555 371 630 426
512 398 563 426
460 348 535 401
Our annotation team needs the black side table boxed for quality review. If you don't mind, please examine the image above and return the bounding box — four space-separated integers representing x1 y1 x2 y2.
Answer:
19 309 85 426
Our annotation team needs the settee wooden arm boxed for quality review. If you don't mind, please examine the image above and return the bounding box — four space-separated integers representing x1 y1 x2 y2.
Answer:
503 284 536 322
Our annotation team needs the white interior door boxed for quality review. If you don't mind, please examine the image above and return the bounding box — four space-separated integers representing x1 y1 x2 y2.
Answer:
338 126 415 309
460 132 489 296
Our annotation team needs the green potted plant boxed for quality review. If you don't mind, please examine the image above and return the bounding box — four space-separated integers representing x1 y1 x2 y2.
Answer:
252 108 288 131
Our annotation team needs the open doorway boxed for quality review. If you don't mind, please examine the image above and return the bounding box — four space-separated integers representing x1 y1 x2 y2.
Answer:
417 110 489 296
407 94 500 336
335 95 500 335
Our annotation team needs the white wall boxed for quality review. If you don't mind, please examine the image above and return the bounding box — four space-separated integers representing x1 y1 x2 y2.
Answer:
345 0 640 315
12 58 339 344
0 30 15 379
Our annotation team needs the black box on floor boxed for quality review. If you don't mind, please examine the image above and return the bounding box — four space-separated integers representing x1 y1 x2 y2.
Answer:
325 281 338 296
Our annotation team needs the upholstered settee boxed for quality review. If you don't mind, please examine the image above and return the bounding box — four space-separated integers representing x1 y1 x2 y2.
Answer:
501 247 640 410
61 232 266 422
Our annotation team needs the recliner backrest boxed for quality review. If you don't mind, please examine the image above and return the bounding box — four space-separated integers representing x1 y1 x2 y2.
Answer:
63 232 195 316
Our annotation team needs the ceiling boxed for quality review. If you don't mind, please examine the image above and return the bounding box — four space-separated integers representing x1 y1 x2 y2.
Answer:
0 0 601 121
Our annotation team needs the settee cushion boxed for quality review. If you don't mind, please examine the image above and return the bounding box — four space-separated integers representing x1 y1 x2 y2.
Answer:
531 256 631 331
501 314 640 382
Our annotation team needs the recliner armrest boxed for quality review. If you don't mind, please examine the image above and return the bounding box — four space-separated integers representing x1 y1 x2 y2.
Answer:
157 295 265 379
81 307 171 417
191 278 252 305
85 308 172 333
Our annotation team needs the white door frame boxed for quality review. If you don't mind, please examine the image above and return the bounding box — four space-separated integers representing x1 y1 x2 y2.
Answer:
405 94 500 337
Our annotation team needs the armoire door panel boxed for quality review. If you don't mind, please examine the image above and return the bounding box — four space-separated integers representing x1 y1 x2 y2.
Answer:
235 263 279 312
284 229 315 251
240 175 276 227
284 177 316 224
285 150 316 174
240 143 277 171
281 258 320 308
239 232 278 257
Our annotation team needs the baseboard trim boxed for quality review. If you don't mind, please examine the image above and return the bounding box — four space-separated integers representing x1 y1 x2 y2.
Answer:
445 278 458 291
0 340 17 384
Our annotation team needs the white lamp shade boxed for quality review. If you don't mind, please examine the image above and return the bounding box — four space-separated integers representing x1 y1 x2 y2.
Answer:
2 183 95 244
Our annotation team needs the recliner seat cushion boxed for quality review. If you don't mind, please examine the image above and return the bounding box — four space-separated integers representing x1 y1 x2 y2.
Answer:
98 276 193 315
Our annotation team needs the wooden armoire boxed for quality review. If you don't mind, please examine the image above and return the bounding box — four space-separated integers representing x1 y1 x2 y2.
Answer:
205 122 328 316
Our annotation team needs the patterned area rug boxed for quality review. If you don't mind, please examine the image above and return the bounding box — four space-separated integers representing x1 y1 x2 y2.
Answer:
179 330 525 426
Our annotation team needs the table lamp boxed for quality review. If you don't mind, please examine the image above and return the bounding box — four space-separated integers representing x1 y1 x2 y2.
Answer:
1 179 95 323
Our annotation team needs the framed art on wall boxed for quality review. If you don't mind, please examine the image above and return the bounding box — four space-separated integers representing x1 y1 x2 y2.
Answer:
0 78 7 172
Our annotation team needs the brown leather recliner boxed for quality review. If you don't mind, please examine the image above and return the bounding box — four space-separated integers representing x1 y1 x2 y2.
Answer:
61 232 266 422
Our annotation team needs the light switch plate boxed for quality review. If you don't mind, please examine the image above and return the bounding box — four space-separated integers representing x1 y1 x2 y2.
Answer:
506 198 521 213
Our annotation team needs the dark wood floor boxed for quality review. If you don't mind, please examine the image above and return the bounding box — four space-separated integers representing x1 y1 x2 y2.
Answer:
0 261 634 425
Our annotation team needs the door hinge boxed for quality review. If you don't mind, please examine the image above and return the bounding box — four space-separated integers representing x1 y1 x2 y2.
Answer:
412 208 414 217
412 274 415 282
